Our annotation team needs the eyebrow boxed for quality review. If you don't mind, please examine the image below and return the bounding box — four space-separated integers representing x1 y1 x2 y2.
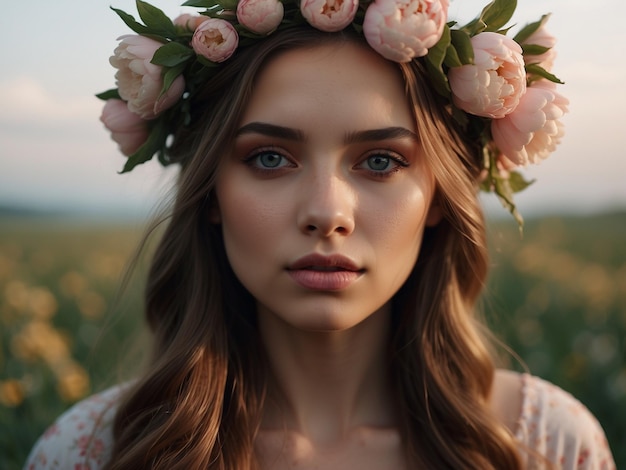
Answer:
236 122 305 141
236 122 418 144
344 127 418 144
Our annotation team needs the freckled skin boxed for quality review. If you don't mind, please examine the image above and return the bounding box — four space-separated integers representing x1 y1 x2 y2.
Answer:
215 42 439 333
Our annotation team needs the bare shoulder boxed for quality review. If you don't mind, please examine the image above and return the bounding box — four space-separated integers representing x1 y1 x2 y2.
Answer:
489 368 524 433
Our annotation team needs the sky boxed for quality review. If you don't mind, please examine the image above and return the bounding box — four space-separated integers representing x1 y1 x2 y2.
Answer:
0 0 625 219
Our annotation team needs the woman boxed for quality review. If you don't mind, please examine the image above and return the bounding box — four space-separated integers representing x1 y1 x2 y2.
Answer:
25 0 615 468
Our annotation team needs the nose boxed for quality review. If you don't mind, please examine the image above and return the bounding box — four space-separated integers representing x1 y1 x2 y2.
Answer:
297 171 356 237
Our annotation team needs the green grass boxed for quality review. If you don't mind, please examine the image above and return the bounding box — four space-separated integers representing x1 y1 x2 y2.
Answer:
1 212 624 469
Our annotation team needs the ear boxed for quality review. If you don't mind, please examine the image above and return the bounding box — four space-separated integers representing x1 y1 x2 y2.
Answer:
425 194 443 227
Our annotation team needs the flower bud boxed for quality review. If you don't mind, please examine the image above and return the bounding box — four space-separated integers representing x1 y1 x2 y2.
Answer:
448 32 526 118
363 0 448 62
237 0 284 35
301 0 359 33
192 18 239 63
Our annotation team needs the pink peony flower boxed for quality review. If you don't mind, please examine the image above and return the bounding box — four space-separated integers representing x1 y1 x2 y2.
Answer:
192 19 239 63
522 20 557 72
237 0 284 35
110 35 185 120
100 99 150 156
363 0 448 62
491 82 569 166
448 32 526 119
173 13 207 31
301 0 359 33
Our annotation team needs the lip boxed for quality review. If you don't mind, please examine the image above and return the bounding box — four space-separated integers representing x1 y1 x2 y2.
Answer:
286 253 364 291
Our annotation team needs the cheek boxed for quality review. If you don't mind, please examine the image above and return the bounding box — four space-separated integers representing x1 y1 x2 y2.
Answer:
367 186 431 255
356 190 430 308
217 184 286 262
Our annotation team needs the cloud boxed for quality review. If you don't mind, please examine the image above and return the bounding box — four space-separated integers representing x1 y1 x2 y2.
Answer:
0 75 177 216
0 77 100 127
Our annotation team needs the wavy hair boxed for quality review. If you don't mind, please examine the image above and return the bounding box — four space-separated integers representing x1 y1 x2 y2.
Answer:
104 26 522 469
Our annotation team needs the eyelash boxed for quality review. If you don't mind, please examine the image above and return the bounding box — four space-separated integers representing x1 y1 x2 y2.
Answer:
242 147 295 175
242 147 409 179
358 151 409 179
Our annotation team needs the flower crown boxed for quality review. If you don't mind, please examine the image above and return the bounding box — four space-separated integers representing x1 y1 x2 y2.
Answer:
98 0 568 226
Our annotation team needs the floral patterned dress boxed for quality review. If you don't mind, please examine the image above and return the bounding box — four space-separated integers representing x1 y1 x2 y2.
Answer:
24 374 616 469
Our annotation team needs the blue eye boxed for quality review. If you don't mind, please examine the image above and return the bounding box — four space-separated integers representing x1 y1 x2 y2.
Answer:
243 148 295 175
245 150 293 170
256 152 285 168
366 155 392 171
257 151 286 168
357 152 409 178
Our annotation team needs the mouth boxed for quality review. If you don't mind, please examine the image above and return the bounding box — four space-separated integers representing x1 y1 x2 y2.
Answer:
302 266 351 272
287 254 364 290
287 253 363 272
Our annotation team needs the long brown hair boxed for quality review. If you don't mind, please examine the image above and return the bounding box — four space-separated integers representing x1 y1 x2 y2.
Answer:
105 26 522 469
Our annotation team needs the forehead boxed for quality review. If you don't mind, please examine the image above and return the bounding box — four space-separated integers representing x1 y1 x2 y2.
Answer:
240 41 415 132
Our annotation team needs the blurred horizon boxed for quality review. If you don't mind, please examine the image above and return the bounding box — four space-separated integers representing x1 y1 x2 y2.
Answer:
1 199 625 225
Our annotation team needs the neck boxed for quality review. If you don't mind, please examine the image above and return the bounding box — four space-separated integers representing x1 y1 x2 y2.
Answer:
257 304 396 445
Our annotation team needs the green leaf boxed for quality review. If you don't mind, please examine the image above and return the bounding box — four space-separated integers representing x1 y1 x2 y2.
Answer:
196 55 222 68
121 119 167 173
443 45 462 68
450 29 474 65
111 7 149 35
95 89 121 101
481 0 517 32
508 170 534 193
525 64 564 84
220 0 239 9
496 24 514 36
160 62 187 97
151 42 194 67
136 0 178 38
480 149 528 230
493 175 524 230
182 0 221 6
514 14 550 44
121 144 154 173
522 44 550 56
462 18 487 36
425 25 452 98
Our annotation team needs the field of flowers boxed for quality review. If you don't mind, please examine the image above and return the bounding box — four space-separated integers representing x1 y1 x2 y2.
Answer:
0 216 148 468
485 212 626 467
1 211 624 469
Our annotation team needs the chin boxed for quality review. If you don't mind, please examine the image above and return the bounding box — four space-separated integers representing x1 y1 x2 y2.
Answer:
295 314 364 333
257 299 391 334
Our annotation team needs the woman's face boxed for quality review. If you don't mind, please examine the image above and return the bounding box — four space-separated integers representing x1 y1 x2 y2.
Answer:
215 41 440 332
